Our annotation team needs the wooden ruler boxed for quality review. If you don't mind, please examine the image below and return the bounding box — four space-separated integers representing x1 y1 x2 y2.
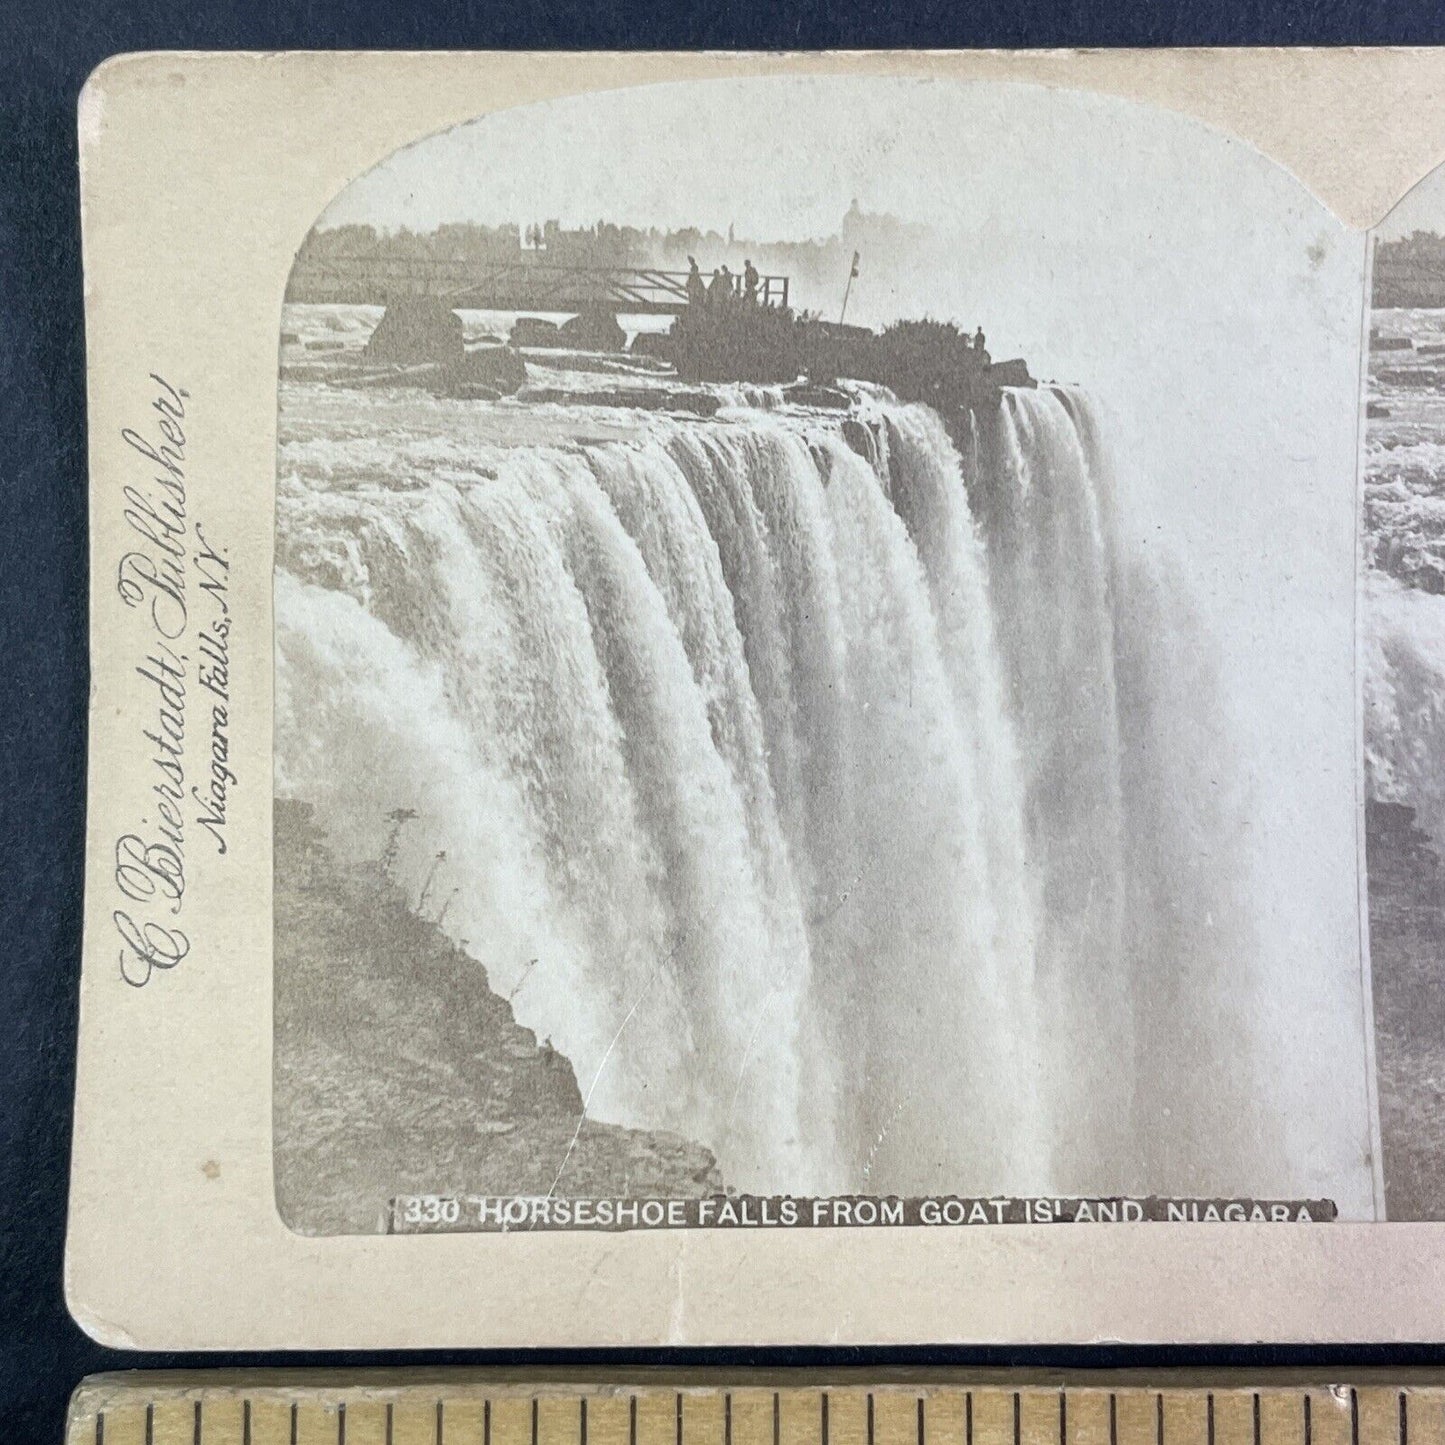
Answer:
63 1377 1445 1445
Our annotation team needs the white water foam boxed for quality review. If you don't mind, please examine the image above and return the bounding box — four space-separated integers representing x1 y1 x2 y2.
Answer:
275 384 1350 1200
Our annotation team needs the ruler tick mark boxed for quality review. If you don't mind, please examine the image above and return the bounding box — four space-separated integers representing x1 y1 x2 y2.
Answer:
65 1379 1445 1445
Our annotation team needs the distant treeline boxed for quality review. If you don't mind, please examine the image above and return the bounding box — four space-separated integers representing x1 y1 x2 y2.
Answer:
291 204 932 316
1376 232 1445 309
299 218 830 267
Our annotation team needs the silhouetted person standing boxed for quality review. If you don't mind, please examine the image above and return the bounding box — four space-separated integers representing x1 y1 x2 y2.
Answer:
743 260 760 304
708 267 729 307
686 257 706 309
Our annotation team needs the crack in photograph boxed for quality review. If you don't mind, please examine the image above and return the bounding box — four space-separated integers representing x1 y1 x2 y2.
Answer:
271 76 1386 1234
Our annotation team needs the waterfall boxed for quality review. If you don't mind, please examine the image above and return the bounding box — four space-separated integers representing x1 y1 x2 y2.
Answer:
276 384 1271 1198
1365 571 1445 851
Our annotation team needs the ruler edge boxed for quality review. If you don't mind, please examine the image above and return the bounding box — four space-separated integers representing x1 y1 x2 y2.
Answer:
66 1369 1445 1420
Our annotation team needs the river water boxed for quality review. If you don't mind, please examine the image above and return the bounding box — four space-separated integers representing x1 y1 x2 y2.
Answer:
1364 309 1445 850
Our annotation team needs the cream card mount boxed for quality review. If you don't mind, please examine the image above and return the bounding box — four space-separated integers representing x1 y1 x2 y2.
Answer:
68 48 1445 1349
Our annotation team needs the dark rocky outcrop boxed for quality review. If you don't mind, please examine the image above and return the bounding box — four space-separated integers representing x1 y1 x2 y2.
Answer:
274 799 722 1234
559 306 626 351
985 357 1037 389
1368 799 1445 1220
841 417 879 464
629 330 676 362
784 382 851 410
363 297 465 366
519 386 721 417
671 302 810 383
510 317 561 347
1378 368 1445 392
671 308 1032 412
431 345 528 399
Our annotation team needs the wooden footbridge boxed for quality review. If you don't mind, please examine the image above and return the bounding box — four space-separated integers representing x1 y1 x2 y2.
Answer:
287 254 791 314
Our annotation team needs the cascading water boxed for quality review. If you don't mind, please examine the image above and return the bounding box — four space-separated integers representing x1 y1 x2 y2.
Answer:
276 378 1268 1198
1362 315 1445 857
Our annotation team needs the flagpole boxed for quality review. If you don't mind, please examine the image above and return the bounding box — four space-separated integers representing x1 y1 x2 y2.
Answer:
839 251 859 324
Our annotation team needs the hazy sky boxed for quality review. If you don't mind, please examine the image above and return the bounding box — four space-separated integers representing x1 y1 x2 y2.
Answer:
312 75 1378 1211
322 76 1158 241
318 77 1360 391
1376 160 1445 240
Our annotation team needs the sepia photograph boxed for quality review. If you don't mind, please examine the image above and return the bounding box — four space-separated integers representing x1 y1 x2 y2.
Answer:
269 75 1378 1233
70 45 1445 1352
1362 171 1445 1220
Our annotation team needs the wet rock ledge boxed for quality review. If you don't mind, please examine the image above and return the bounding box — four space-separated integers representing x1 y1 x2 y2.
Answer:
274 798 723 1235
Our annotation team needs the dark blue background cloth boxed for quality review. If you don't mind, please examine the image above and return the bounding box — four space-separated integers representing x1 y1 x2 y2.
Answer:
6 3 1445 1440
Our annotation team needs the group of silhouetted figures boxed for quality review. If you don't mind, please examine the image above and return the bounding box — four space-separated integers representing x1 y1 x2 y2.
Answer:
685 256 767 310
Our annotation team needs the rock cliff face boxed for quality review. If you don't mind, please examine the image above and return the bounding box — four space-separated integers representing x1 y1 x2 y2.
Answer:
273 799 723 1234
1369 800 1445 1220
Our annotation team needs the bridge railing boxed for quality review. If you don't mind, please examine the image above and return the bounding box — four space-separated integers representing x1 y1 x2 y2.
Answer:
286 255 790 313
